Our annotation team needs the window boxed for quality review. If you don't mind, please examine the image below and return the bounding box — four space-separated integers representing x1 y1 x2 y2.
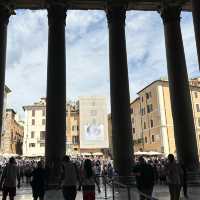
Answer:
145 137 148 144
147 104 153 113
31 131 35 138
42 109 45 116
32 119 35 125
133 128 135 134
146 93 150 99
150 104 153 111
150 120 153 128
141 96 143 102
198 118 200 127
40 143 45 147
72 136 79 145
42 119 45 125
132 118 134 124
32 110 35 117
144 122 146 129
77 125 79 131
141 108 146 116
152 135 155 143
40 131 45 140
196 104 200 112
195 92 198 98
72 126 74 131
29 143 35 147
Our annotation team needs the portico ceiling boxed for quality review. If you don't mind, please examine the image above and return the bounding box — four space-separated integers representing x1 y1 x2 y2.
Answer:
0 0 192 11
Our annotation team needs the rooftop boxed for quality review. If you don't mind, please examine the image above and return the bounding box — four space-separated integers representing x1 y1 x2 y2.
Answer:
0 0 192 11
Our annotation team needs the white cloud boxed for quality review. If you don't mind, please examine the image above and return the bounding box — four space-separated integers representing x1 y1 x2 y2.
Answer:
4 9 199 117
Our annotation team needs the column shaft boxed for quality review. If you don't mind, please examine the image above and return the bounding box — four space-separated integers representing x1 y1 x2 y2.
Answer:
107 5 134 177
161 6 199 170
191 0 200 68
0 7 10 149
45 5 66 186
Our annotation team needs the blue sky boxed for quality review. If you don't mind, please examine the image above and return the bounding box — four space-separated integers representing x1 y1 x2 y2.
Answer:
5 10 200 117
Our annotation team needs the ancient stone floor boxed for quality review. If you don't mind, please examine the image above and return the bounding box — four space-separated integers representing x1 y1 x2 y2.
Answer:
0 184 199 200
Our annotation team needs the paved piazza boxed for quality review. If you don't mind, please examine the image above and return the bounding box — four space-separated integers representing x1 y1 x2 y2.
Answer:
0 184 199 200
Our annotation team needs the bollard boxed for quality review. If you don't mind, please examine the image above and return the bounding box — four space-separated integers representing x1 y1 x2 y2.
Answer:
104 175 107 199
112 179 115 200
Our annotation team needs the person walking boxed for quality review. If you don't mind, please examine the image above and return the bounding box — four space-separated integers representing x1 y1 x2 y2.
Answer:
81 159 101 200
60 156 79 200
133 156 155 200
30 161 46 200
165 154 183 200
0 157 20 200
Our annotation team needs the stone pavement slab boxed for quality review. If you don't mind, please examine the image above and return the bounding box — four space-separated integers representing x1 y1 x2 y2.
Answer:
0 184 199 200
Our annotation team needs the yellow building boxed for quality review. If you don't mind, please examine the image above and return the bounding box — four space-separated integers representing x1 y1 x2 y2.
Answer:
131 77 200 156
108 77 200 157
2 109 24 155
66 102 80 155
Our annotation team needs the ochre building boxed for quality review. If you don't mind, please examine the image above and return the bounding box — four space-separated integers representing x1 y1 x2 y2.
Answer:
2 109 24 155
108 77 200 157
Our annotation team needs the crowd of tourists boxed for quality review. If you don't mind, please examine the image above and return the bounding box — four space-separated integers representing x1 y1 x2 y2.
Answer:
0 154 189 200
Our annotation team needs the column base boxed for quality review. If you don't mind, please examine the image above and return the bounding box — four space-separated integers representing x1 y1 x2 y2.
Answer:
44 189 64 200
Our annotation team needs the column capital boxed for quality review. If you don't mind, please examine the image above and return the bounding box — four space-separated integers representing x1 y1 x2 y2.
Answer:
0 6 12 26
106 3 127 27
47 4 67 26
159 5 181 24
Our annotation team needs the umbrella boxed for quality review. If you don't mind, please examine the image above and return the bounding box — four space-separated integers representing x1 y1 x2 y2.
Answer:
147 151 163 156
134 151 148 156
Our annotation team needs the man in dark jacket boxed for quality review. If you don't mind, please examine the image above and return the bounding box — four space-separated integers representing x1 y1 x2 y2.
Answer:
30 161 46 200
0 157 20 200
133 156 155 200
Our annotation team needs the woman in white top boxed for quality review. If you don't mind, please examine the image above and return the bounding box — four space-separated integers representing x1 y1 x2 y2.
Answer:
81 159 100 200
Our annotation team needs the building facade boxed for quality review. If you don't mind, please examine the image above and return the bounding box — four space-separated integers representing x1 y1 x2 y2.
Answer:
1 86 11 149
79 96 109 154
1 109 24 155
132 77 200 156
66 102 80 155
23 97 109 157
23 98 46 157
108 77 200 157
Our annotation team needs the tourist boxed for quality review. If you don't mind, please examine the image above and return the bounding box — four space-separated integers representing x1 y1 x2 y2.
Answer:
30 161 46 200
60 155 79 200
133 156 155 200
0 157 20 200
165 154 183 200
25 164 32 184
81 159 101 200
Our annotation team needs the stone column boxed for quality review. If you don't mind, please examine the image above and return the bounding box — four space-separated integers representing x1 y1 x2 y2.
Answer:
45 4 66 187
160 5 199 170
0 7 10 149
191 0 200 68
106 4 134 177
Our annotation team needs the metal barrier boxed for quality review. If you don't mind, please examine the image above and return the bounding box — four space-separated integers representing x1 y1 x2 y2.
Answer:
96 175 159 200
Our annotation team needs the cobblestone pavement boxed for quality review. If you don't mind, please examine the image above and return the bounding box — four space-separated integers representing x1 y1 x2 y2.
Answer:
0 184 199 200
